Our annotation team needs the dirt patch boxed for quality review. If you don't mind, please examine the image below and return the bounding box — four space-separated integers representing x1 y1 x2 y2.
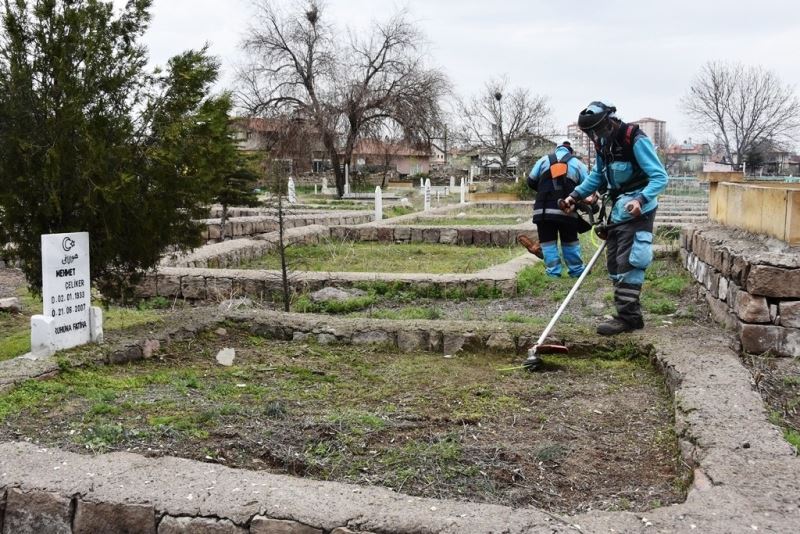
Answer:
741 353 800 450
0 326 689 513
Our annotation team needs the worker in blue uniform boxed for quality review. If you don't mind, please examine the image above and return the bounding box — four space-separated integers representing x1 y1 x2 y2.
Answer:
527 141 592 277
561 102 669 335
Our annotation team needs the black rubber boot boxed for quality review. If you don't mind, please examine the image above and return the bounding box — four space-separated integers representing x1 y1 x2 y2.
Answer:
596 317 643 336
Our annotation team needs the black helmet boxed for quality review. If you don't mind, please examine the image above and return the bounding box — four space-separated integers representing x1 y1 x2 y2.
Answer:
577 101 616 132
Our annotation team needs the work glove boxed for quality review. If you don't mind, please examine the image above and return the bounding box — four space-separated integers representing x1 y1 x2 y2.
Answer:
559 192 581 213
625 199 642 217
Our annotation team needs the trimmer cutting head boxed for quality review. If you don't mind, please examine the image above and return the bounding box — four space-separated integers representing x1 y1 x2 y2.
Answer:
523 343 569 372
533 343 569 354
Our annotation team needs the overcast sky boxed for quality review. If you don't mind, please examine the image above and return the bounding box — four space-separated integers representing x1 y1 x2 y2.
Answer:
124 0 800 145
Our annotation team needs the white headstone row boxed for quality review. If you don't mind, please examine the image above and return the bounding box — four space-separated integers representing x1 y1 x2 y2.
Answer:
424 178 432 211
374 186 383 221
287 177 297 204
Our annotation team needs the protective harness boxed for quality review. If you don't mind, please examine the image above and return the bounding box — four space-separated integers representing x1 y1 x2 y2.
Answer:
532 151 590 231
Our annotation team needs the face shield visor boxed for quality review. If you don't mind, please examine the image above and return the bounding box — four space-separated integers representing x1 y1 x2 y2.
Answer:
581 118 615 147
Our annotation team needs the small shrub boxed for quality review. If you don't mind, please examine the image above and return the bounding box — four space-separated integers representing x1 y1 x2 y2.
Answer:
501 312 526 323
137 296 171 310
516 265 548 296
643 296 677 315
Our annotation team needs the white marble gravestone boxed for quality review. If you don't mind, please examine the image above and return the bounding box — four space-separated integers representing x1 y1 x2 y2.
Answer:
30 232 103 356
374 186 383 221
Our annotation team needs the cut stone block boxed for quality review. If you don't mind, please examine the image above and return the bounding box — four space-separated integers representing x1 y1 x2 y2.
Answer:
740 324 782 354
780 328 800 357
439 228 458 244
422 228 440 243
3 489 72 534
486 332 515 351
181 275 207 300
472 230 491 245
735 292 771 323
746 265 800 298
456 229 473 245
397 330 427 351
73 501 155 534
351 330 392 345
158 275 182 297
158 516 247 534
779 301 800 328
249 517 322 534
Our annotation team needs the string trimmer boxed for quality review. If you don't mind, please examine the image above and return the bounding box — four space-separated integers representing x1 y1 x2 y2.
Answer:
522 199 640 371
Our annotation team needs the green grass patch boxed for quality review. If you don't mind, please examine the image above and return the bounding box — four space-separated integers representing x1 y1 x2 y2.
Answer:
385 205 415 218
465 206 530 217
0 329 684 510
785 429 800 452
0 330 30 361
412 217 522 226
642 295 677 315
242 241 522 274
293 294 376 314
358 306 443 320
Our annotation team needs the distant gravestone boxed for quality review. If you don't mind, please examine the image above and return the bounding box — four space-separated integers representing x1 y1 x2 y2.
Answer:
374 186 383 221
314 184 318 195
450 176 455 189
344 164 350 195
419 177 424 188
460 177 466 204
322 177 329 194
287 177 297 203
30 232 102 356
424 179 432 211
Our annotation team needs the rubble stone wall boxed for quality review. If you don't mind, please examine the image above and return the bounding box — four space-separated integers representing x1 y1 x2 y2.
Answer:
330 225 536 247
135 252 535 302
198 212 374 244
680 225 800 357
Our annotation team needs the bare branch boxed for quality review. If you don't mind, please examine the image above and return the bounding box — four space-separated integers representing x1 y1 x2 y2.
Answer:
456 77 551 172
237 1 448 196
682 61 800 167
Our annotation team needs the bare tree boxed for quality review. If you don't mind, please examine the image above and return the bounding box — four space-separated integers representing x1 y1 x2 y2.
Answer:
238 1 448 197
458 77 551 173
682 61 800 168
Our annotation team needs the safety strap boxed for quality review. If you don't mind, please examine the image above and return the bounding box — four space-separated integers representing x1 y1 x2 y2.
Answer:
608 176 649 202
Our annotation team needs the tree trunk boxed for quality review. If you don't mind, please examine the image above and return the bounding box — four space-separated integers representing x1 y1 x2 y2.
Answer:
276 194 290 312
322 133 344 198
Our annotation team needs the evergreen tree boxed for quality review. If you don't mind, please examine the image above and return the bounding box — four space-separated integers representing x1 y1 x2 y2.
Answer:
0 0 234 296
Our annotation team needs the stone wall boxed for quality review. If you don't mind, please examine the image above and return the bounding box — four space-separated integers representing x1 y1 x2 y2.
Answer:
198 212 374 244
680 224 800 356
135 253 536 302
330 225 536 247
161 225 329 269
